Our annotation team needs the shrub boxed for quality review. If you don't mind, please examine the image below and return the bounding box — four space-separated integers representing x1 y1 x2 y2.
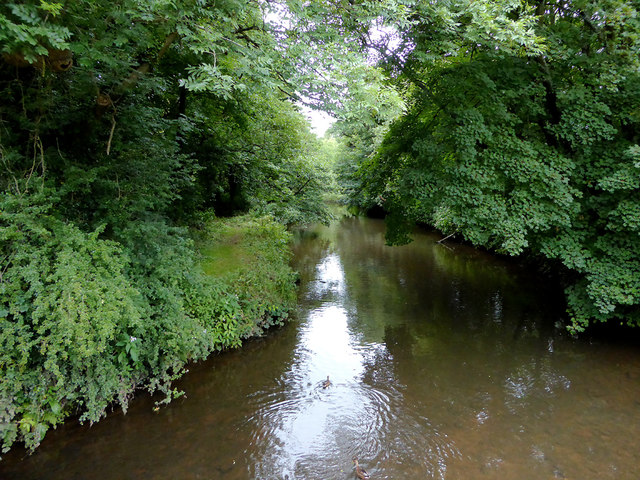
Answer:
0 194 296 455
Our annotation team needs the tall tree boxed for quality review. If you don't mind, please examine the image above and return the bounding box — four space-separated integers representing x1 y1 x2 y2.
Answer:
0 0 331 454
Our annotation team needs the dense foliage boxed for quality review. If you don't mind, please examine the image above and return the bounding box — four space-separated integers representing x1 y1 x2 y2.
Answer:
0 0 331 455
326 0 640 333
194 214 298 338
2 0 638 458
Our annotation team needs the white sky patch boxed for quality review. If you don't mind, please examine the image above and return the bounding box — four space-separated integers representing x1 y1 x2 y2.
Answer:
263 1 292 30
299 103 335 137
367 19 405 65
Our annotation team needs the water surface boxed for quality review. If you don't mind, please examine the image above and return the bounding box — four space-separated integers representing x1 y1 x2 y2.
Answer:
2 217 639 479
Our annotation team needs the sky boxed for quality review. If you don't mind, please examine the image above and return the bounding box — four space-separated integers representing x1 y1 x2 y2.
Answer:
300 105 335 137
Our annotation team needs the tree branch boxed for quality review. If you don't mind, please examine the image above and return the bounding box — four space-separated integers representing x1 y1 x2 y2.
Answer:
437 231 457 244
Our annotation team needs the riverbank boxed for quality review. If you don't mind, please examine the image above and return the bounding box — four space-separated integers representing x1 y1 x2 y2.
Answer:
5 215 640 479
0 213 297 458
193 214 298 338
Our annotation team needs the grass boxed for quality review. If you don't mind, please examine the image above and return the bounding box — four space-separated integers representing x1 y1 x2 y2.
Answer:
193 213 298 337
199 243 249 277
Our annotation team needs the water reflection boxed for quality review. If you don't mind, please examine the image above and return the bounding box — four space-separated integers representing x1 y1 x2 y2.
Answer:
2 217 640 480
246 230 462 479
246 249 370 478
307 253 346 299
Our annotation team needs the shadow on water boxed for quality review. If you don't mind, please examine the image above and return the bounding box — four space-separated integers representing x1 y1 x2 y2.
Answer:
2 216 640 480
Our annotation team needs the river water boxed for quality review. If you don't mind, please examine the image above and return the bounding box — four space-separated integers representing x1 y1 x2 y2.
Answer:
2 216 640 479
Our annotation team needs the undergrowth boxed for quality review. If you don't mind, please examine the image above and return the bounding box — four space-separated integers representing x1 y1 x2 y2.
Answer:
0 199 296 456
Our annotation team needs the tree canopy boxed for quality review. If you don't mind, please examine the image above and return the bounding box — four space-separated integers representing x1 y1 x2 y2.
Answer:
0 0 333 454
326 0 640 333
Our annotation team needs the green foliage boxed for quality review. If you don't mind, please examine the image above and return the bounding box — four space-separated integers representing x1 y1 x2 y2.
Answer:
0 0 323 456
178 88 334 225
1 191 142 452
0 1 71 64
195 215 298 337
335 0 640 332
329 64 406 211
0 193 296 454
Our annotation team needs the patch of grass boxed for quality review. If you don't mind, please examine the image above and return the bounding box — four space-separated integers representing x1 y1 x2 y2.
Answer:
193 214 298 337
199 243 249 277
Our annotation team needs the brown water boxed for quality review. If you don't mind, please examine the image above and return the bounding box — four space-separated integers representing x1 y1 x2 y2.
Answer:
2 216 640 479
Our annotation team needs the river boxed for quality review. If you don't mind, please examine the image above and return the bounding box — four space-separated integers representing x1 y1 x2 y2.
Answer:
2 216 639 479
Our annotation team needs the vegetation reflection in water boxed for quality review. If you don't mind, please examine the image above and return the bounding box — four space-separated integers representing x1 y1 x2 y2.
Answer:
2 217 640 480
285 217 640 480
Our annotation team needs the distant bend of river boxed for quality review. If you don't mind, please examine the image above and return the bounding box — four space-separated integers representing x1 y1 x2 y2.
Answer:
2 216 640 480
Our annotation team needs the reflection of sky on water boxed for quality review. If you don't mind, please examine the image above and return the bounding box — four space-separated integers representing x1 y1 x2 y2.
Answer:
303 305 365 383
306 253 346 299
250 249 459 480
250 251 376 478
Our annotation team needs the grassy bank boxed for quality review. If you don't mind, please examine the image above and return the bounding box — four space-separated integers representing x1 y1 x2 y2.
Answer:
0 212 297 456
193 214 298 338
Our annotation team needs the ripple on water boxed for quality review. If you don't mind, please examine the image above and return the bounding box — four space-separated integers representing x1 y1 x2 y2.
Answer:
242 369 461 479
238 246 463 479
305 253 347 301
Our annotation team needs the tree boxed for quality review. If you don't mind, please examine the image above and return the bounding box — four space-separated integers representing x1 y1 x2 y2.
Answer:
0 0 331 454
340 0 640 332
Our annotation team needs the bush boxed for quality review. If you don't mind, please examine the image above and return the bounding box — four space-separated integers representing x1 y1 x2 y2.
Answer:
0 194 296 455
1 191 143 452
